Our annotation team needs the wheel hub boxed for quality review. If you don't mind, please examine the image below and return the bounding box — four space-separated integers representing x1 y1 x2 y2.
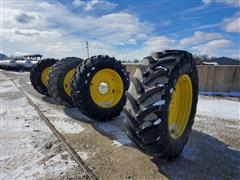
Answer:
98 82 109 94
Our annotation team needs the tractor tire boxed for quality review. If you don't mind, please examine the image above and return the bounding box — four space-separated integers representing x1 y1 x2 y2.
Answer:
124 50 198 160
71 55 130 120
48 57 83 106
30 58 58 96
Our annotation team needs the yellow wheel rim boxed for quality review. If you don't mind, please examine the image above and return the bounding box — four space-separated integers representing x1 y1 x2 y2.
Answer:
41 67 51 87
63 68 76 96
90 69 124 108
168 74 193 139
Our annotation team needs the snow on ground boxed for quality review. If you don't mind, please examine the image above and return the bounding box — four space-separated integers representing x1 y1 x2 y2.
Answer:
25 92 86 134
94 115 132 146
0 79 19 93
51 120 85 134
78 152 89 161
24 86 131 146
0 73 82 179
197 96 240 120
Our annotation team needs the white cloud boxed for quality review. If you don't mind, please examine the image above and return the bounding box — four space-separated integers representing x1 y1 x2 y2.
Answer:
72 0 85 7
135 33 148 40
120 34 235 60
72 0 117 11
2 0 152 58
192 39 233 56
222 12 240 33
160 20 171 26
202 0 240 7
127 39 137 45
144 36 177 50
118 36 179 60
180 31 223 46
2 0 238 60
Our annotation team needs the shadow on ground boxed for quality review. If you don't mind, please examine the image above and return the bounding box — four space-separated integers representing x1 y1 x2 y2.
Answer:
64 106 240 179
42 96 59 105
153 130 240 179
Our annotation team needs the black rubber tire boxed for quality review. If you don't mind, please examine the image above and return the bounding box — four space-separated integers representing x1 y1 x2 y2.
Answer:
124 50 199 160
48 57 83 106
71 55 130 120
30 58 58 96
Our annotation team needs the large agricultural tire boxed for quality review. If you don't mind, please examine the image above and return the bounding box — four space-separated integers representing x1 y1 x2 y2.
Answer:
30 58 58 96
48 57 83 106
124 50 198 160
71 55 130 120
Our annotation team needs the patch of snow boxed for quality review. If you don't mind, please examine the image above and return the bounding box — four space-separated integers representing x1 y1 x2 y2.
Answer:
157 83 165 87
153 100 165 106
197 96 240 120
153 118 162 125
24 93 86 134
0 79 19 93
95 114 132 146
14 152 78 179
225 124 240 129
25 93 69 118
154 65 167 71
112 140 123 147
51 120 84 134
78 152 89 161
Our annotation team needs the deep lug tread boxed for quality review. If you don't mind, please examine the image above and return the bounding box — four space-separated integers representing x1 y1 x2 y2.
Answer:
130 77 144 94
124 50 199 160
135 106 160 122
138 86 164 103
142 69 168 85
125 92 139 113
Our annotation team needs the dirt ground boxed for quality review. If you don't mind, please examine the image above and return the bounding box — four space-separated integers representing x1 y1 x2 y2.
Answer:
1 71 240 180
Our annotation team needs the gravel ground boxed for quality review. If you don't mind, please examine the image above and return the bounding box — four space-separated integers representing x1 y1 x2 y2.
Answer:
1 70 240 179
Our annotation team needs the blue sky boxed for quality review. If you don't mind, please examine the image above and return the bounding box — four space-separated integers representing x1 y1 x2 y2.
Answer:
2 0 240 60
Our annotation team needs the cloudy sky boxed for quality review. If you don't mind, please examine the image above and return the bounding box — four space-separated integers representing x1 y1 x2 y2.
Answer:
1 0 240 60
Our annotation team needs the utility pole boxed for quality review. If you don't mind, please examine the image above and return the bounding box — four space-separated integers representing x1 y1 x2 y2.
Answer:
86 41 90 58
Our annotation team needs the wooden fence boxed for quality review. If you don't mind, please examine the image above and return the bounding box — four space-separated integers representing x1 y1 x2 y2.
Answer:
125 64 240 92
